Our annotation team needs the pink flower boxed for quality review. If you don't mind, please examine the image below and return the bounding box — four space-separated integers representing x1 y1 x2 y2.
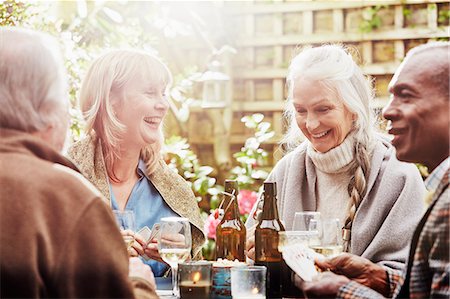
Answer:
237 190 258 215
204 209 221 240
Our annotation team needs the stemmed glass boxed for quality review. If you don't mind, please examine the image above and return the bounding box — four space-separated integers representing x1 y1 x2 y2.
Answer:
292 211 321 231
113 210 136 250
158 217 192 298
309 218 343 257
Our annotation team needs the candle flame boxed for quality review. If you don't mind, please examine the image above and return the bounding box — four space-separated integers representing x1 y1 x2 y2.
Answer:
193 272 201 283
252 287 259 294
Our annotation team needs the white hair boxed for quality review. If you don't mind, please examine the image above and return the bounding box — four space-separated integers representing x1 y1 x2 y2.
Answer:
283 44 376 153
0 27 68 132
284 44 378 251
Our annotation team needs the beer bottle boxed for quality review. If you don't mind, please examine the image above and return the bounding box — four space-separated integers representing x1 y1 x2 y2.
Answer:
215 181 246 261
217 180 236 221
255 182 292 298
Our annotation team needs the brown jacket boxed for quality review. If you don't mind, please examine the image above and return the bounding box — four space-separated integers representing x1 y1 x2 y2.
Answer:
67 135 206 259
0 129 157 298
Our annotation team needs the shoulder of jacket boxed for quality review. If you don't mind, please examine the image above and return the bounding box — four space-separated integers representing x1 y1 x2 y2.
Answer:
67 135 96 162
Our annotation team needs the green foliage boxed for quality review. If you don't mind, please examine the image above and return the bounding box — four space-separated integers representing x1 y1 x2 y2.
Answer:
438 9 450 24
230 113 274 190
359 5 385 33
163 136 223 207
402 7 412 20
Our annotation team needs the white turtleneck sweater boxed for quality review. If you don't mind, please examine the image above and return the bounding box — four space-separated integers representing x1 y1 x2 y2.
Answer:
306 134 355 230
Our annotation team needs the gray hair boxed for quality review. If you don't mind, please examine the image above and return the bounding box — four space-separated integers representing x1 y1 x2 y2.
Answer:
283 44 376 153
284 44 377 251
0 27 68 132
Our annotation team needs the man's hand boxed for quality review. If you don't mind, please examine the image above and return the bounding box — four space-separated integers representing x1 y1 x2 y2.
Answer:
315 253 389 296
129 257 156 288
295 271 350 298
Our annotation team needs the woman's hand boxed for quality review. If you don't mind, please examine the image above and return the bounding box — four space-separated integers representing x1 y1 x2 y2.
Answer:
143 234 191 264
143 239 164 263
122 230 145 257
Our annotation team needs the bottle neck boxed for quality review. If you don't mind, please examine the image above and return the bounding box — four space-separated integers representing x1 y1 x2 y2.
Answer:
260 193 280 220
222 197 240 221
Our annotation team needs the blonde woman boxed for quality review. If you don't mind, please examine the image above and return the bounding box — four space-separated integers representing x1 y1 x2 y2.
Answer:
68 50 205 277
246 45 426 270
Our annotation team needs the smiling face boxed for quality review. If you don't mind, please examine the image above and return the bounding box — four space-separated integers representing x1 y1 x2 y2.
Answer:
383 49 449 171
113 72 169 151
293 78 355 153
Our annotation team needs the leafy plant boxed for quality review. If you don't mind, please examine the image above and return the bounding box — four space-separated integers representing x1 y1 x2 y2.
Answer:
230 113 274 189
438 9 450 24
359 5 385 33
163 136 223 206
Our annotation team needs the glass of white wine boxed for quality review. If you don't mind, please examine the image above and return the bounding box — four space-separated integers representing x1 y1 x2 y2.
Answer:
309 218 343 258
158 217 192 298
112 210 136 251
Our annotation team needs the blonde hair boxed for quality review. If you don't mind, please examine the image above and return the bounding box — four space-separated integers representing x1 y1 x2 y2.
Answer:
0 27 68 132
79 49 172 181
284 44 376 251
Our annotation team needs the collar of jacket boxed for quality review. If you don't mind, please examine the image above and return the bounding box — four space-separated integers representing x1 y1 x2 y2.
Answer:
0 128 80 172
67 134 206 258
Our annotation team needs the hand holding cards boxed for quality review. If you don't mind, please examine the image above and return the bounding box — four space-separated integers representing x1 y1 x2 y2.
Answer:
137 223 161 244
137 223 161 261
282 243 324 282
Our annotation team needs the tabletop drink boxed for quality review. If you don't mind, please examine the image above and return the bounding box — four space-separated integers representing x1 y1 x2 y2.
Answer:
255 182 295 298
216 180 246 262
158 217 192 297
217 180 236 221
159 248 191 265
308 218 343 258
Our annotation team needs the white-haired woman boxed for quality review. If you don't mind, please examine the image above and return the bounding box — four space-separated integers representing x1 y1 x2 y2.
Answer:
68 50 205 277
246 45 426 270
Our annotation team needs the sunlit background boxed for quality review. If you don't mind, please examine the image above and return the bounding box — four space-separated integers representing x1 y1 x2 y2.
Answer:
2 0 448 258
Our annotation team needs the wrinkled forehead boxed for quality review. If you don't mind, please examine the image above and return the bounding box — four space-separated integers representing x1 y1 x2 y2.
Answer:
292 77 347 109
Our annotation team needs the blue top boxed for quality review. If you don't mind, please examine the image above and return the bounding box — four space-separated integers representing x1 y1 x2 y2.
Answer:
110 159 179 277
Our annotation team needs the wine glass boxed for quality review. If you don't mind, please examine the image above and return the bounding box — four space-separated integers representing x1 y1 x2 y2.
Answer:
292 211 321 231
309 218 343 257
158 217 192 298
112 210 136 250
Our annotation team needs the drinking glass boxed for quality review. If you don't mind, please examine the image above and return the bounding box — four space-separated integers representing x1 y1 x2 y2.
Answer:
113 210 136 250
231 266 266 299
292 211 321 232
158 217 192 298
309 218 343 257
278 230 319 252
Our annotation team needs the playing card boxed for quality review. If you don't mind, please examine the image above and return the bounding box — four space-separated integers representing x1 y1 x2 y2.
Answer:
149 223 161 241
282 243 323 282
137 226 152 244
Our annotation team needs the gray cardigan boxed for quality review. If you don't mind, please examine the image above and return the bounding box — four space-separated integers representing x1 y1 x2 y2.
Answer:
247 136 426 270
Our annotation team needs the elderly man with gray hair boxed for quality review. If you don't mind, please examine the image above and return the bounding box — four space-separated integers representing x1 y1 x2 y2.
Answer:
0 27 158 298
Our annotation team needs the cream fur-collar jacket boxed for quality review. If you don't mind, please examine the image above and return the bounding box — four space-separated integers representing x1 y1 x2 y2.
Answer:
67 135 206 259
